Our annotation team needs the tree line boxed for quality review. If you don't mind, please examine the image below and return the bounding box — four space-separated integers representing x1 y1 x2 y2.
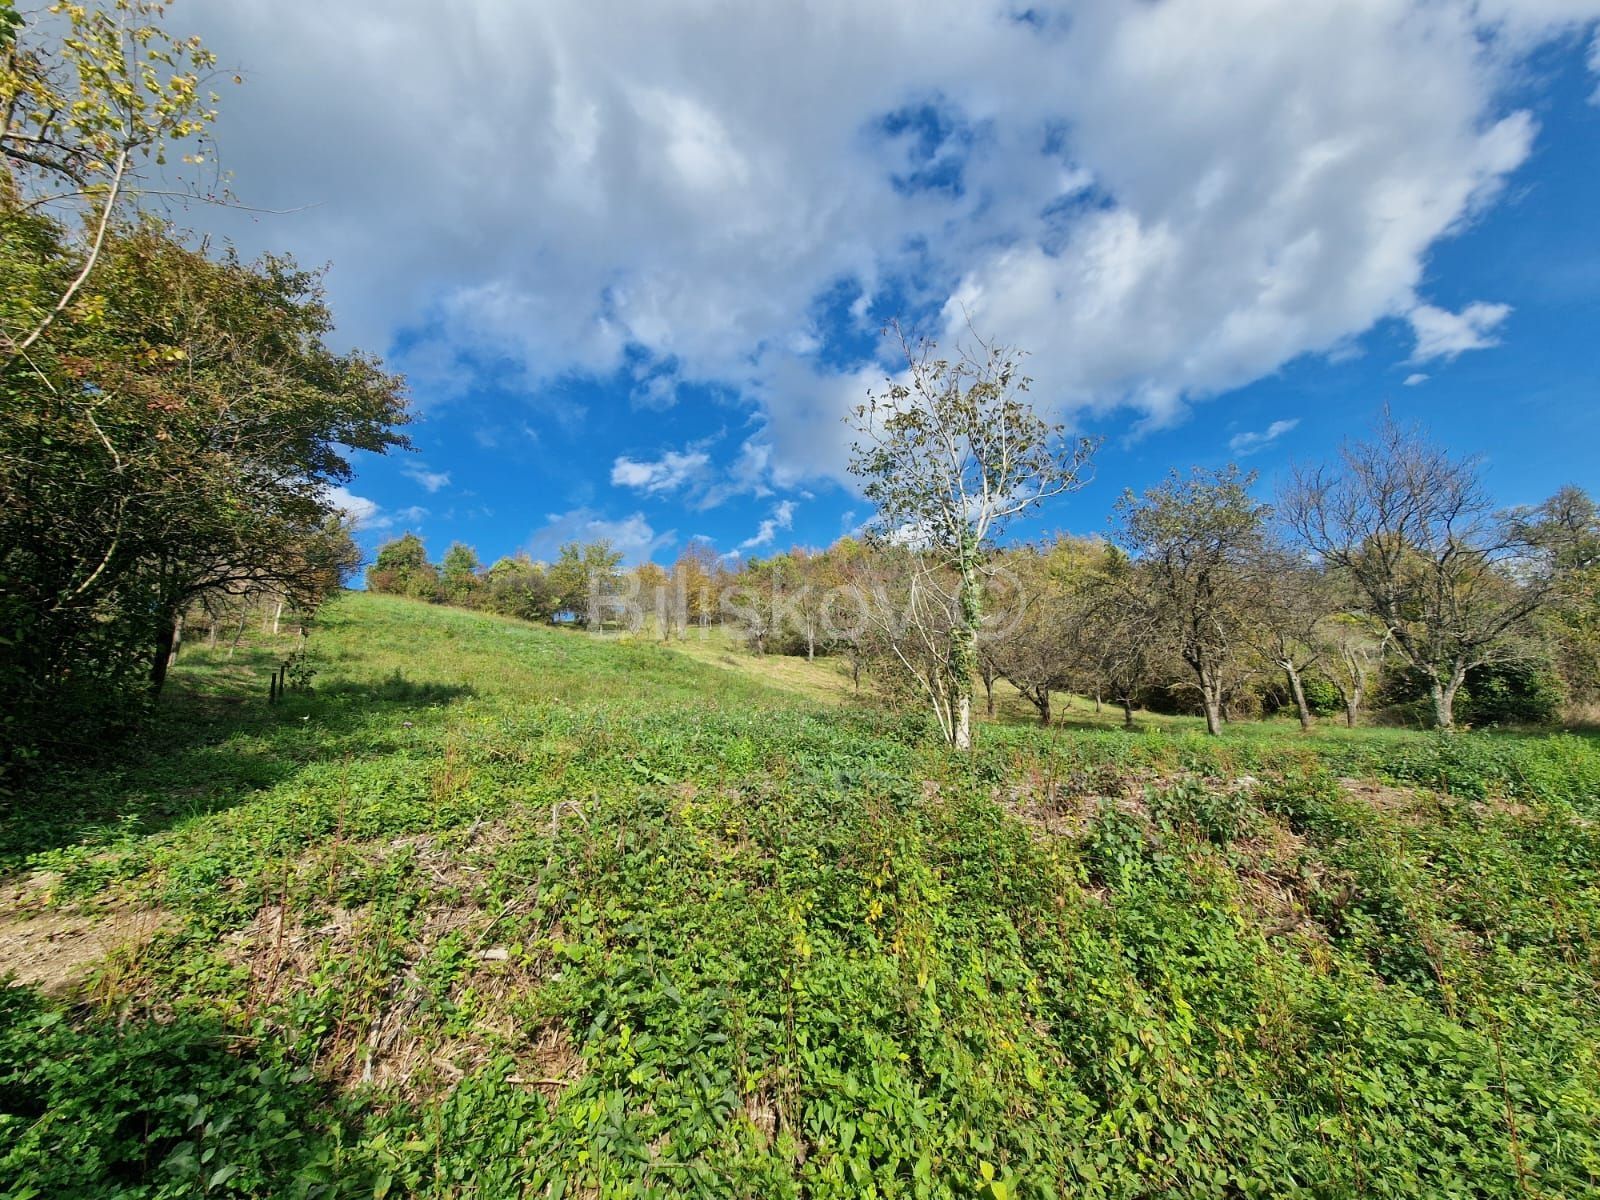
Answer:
375 322 1596 745
1 3 409 774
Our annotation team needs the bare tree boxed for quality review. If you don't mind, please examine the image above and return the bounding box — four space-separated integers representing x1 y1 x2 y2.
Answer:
1319 612 1390 727
1114 466 1268 736
1281 414 1556 730
853 546 969 743
847 324 1097 749
1252 552 1331 732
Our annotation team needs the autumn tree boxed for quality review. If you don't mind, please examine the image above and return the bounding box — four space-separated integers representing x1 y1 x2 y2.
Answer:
671 541 721 635
1282 415 1560 730
847 326 1097 749
1115 466 1268 736
367 533 437 599
2 0 226 364
0 6 407 769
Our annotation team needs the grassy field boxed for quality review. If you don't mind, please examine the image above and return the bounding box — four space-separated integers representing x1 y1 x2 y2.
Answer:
3 592 1600 1198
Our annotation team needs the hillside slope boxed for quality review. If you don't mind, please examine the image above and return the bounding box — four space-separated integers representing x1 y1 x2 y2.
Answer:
3 593 1600 1198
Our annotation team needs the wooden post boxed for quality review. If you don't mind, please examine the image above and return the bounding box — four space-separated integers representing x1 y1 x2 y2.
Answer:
270 671 278 704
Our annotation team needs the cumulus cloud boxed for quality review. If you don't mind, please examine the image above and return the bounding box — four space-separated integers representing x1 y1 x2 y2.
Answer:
401 464 452 493
324 485 385 529
1407 301 1514 361
1228 418 1300 456
610 444 712 494
738 500 797 551
529 508 675 564
183 0 1600 485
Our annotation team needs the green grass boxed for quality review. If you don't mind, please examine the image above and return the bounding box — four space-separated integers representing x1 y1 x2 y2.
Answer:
3 592 1599 1198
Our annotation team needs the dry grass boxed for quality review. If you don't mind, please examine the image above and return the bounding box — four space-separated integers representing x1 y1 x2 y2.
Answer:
0 871 169 995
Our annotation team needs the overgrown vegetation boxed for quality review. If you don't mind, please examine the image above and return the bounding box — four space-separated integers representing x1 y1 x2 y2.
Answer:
4 593 1598 1197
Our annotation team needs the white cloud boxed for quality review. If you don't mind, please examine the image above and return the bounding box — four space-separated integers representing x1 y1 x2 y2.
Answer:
1407 301 1513 361
610 445 712 494
1228 418 1300 456
1404 372 1430 386
738 499 797 551
401 464 452 493
529 507 675 564
324 484 385 529
182 0 1600 484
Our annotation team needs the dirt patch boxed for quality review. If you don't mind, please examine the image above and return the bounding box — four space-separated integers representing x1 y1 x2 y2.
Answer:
0 873 168 995
1229 815 1328 943
996 764 1167 838
1338 777 1433 824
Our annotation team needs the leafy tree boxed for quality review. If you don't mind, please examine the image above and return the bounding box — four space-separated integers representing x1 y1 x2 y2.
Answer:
440 542 481 605
0 216 407 762
1522 486 1600 711
366 534 436 599
478 554 554 622
1114 466 1269 736
847 325 1097 749
547 541 623 629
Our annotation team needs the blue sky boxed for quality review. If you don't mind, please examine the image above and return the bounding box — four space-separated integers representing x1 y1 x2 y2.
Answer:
179 1 1600 567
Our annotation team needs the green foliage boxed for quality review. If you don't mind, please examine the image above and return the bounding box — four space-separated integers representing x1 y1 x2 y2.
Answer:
3 594 1599 1197
1300 673 1342 717
0 213 407 774
438 542 480 605
366 533 439 600
1460 660 1565 727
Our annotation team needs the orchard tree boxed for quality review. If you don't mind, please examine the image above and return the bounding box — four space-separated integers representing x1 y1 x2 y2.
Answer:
985 549 1082 726
1115 466 1269 736
1252 552 1332 731
847 325 1097 749
1282 415 1559 730
1319 612 1390 727
1076 545 1166 728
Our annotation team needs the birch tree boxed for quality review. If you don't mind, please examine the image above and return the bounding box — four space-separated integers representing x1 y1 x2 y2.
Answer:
847 326 1097 749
